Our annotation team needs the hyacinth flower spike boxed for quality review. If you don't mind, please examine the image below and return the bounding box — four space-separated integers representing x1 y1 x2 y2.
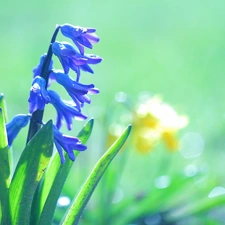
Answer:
60 23 100 55
26 24 102 163
51 70 99 111
53 125 87 164
28 76 51 113
52 41 102 81
48 90 87 130
6 114 31 147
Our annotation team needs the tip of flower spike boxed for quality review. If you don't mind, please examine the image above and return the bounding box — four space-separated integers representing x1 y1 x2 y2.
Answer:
60 24 100 47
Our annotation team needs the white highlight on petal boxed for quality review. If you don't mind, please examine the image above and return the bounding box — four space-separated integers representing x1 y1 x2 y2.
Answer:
31 83 40 93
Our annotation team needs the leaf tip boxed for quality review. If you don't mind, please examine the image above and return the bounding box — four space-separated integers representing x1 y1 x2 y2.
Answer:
0 93 4 99
46 119 53 125
89 117 94 125
126 124 132 135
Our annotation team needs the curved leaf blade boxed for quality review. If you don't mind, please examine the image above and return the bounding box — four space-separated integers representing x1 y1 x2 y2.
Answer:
2 120 53 225
61 124 132 225
0 108 10 223
30 119 94 225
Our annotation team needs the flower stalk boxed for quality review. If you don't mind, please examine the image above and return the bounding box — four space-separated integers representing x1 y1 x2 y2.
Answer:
26 25 60 143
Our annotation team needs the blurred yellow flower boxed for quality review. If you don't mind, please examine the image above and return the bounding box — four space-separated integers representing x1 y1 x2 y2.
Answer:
161 130 179 151
106 94 188 153
133 95 188 153
134 128 160 153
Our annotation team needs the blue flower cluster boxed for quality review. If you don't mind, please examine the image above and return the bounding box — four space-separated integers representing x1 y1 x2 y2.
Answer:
6 24 102 164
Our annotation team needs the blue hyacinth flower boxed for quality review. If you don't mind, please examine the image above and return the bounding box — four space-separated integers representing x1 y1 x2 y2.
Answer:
60 23 100 55
53 125 87 164
6 114 31 147
48 90 87 130
28 76 51 113
33 53 54 77
52 41 102 81
51 70 99 111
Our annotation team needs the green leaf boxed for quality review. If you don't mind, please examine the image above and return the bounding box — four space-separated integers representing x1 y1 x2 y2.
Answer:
0 108 9 153
2 120 53 225
95 141 130 225
0 93 8 123
0 108 11 223
31 118 94 225
60 124 132 225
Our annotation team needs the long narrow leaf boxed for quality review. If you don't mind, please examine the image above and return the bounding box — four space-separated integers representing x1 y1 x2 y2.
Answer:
2 120 53 225
61 124 132 225
0 94 8 122
0 108 10 223
30 119 94 225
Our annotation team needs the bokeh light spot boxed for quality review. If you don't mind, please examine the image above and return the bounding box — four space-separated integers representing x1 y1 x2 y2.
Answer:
112 187 124 204
57 196 71 207
115 92 127 103
208 186 225 198
179 132 205 159
154 175 171 189
184 164 198 177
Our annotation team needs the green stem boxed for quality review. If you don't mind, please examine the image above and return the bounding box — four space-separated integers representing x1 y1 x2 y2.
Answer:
26 25 60 143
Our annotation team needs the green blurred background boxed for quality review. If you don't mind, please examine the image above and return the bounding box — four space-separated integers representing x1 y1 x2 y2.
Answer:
1 0 225 223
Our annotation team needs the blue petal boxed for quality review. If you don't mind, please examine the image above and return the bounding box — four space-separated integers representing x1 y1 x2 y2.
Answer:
48 90 87 130
53 125 87 163
6 114 31 147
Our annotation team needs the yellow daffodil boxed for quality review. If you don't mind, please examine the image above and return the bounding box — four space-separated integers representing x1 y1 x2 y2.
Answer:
106 94 188 153
133 95 188 153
